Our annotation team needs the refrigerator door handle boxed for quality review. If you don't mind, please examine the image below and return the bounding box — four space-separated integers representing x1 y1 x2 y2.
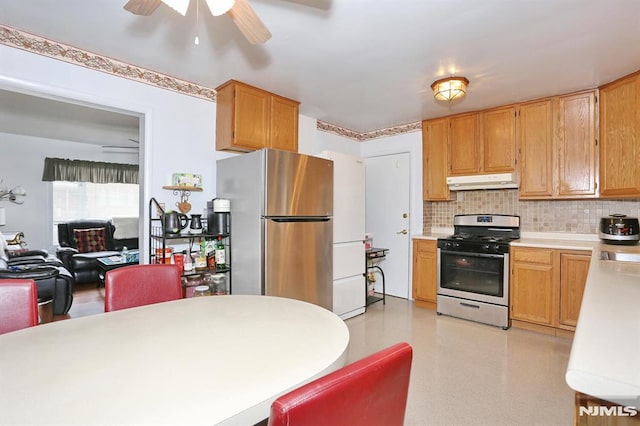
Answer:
269 217 331 223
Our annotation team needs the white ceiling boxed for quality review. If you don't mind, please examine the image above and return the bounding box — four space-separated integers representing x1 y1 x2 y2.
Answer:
1 0 640 137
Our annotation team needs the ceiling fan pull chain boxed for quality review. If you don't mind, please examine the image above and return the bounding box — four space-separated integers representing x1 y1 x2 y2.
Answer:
194 0 200 45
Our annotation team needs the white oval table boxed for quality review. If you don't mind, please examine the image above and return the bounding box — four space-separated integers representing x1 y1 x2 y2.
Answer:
0 295 350 425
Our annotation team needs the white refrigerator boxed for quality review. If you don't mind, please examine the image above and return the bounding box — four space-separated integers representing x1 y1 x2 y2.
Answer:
320 151 366 320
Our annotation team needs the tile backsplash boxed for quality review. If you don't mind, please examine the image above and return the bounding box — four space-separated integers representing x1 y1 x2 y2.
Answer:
424 189 640 235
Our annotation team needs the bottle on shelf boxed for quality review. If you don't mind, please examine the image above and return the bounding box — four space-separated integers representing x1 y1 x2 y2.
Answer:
121 246 129 263
195 240 207 271
215 236 226 269
184 248 194 272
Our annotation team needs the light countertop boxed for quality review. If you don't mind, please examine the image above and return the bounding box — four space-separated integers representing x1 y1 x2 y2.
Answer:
565 242 640 407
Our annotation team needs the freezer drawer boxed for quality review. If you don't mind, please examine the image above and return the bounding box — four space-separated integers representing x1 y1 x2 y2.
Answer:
265 218 333 310
333 275 365 318
333 241 365 280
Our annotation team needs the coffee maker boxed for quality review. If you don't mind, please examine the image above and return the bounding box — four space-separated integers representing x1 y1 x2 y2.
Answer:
206 199 230 235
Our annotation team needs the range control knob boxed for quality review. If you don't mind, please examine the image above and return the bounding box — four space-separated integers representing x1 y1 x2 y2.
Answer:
453 242 461 249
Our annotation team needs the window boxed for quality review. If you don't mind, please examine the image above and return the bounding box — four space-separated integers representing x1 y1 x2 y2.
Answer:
52 181 139 242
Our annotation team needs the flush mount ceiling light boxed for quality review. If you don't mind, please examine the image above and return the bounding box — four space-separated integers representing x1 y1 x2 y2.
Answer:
431 76 470 101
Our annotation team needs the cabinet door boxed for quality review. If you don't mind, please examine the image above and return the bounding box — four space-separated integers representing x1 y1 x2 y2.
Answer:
558 252 590 329
234 83 270 150
556 91 597 197
412 240 437 306
518 100 554 198
600 73 640 197
449 113 479 175
481 106 516 173
422 118 450 201
510 248 555 326
269 95 299 152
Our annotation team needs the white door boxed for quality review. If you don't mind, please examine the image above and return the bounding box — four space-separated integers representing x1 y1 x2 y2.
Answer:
365 153 411 298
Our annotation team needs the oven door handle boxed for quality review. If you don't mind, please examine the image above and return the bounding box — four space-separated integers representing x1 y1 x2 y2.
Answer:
439 250 505 259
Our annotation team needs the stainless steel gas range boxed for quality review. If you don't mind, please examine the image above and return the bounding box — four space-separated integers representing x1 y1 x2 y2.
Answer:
437 214 520 329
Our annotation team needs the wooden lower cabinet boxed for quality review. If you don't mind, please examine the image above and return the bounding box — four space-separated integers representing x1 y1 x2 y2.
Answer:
510 247 556 326
510 246 591 335
559 252 591 329
412 239 437 310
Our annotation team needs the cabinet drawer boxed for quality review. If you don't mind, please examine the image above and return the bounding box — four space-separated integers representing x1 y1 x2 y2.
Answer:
333 275 365 317
334 242 365 279
512 247 553 264
415 239 437 253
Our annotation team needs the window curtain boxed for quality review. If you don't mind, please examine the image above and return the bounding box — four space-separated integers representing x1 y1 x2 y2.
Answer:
41 157 139 184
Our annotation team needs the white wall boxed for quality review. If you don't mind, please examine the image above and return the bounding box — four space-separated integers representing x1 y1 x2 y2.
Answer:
0 132 137 251
298 115 361 157
0 44 221 260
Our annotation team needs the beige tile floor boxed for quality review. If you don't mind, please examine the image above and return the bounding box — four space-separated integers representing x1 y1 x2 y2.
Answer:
346 296 575 426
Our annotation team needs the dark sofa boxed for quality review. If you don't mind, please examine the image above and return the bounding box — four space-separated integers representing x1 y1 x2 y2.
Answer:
56 219 138 285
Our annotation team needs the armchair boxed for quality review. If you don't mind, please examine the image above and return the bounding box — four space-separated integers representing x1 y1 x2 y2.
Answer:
0 260 74 315
1 233 74 315
56 219 123 285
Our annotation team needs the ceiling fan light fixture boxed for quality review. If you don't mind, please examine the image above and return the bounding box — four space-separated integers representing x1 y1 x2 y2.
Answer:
161 0 190 16
205 0 235 16
431 76 469 101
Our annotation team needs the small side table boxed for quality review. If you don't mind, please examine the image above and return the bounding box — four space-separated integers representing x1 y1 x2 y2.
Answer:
365 247 388 307
96 251 139 286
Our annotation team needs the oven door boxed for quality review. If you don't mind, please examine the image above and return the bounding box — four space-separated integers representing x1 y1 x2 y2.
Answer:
437 249 509 306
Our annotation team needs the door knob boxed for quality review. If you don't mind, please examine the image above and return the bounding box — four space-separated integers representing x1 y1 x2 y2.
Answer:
396 229 408 235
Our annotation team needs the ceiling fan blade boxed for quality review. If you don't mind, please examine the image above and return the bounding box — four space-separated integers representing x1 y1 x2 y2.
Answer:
228 0 272 45
123 0 162 15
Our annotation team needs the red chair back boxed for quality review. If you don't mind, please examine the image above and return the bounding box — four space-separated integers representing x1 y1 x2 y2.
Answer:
104 264 182 312
0 279 39 334
268 342 413 426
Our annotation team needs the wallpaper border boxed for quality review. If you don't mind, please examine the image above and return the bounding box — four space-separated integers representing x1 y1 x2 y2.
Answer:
0 24 420 142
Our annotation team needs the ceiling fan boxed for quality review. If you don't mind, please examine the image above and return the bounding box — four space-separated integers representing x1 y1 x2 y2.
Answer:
123 0 272 44
102 138 140 154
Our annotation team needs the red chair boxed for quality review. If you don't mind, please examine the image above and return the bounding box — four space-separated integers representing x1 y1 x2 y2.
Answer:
268 342 413 426
0 279 39 334
104 264 182 312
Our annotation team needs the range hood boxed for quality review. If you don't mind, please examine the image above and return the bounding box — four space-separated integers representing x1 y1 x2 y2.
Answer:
447 173 519 191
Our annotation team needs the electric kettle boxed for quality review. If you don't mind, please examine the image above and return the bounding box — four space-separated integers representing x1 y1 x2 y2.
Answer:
162 211 188 235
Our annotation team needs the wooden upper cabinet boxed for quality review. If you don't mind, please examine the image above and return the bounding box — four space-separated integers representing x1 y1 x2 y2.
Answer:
599 72 640 197
556 91 597 197
215 80 300 153
481 106 517 173
269 95 299 152
231 83 269 151
449 113 479 175
518 90 597 199
449 108 516 176
519 99 554 197
422 118 451 201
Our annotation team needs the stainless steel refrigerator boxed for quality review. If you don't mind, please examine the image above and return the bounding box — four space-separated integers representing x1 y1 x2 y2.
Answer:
216 149 334 310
